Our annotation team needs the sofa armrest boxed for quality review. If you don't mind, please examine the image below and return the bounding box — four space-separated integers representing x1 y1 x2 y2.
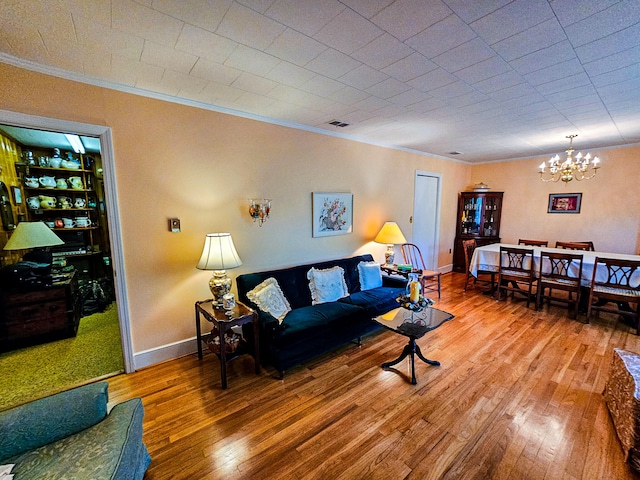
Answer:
0 382 108 462
8 397 151 480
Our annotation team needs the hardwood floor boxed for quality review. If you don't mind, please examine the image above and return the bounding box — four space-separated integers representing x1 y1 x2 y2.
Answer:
108 273 640 479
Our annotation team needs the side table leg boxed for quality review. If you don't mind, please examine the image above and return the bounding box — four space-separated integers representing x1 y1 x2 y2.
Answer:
252 315 260 375
195 303 203 360
415 343 440 366
219 324 227 390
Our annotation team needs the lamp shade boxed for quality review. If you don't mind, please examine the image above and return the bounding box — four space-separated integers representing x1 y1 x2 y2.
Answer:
374 222 407 245
3 222 64 250
196 233 243 271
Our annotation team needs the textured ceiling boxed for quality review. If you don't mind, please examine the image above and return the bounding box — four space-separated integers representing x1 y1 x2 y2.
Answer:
1 0 639 163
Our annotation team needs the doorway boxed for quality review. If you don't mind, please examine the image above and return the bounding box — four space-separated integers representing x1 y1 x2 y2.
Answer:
412 171 442 270
0 109 133 373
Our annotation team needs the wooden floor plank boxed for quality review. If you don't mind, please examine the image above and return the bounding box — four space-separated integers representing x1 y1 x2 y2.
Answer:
107 272 640 479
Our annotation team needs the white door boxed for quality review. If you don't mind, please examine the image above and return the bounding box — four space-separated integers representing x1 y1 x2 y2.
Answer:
412 172 441 270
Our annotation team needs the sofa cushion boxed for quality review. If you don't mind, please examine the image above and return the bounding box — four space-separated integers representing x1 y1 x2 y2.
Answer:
357 261 382 290
246 277 291 323
277 302 365 344
339 286 405 317
0 382 108 462
307 266 349 305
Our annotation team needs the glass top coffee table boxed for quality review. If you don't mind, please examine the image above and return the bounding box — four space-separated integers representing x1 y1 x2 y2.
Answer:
374 307 454 385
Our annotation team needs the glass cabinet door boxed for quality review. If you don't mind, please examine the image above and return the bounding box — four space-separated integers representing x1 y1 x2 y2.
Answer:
461 196 483 234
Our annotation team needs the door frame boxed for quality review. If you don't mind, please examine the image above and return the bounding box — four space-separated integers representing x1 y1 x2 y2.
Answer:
412 170 442 271
0 109 134 373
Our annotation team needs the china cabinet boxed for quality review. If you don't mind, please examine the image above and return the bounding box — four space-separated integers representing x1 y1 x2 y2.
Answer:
21 153 105 279
452 191 504 272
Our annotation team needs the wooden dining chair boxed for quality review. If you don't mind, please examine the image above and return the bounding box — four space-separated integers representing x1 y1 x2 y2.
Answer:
587 257 640 333
400 243 441 299
536 251 583 319
518 239 548 247
555 241 592 251
497 246 536 307
576 241 595 251
462 239 496 292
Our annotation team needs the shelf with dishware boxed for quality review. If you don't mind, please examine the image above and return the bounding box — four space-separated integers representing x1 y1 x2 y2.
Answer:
452 190 504 273
18 149 105 279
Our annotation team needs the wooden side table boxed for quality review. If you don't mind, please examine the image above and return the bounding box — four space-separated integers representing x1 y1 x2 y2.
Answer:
195 299 260 389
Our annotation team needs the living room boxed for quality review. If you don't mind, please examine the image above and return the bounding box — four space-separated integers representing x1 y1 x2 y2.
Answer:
1 1 640 478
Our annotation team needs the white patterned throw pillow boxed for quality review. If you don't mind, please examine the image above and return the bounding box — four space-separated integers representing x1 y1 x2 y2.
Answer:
357 261 382 291
307 266 349 305
246 277 291 323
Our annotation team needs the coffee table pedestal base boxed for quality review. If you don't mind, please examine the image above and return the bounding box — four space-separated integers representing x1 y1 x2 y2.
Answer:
381 337 440 385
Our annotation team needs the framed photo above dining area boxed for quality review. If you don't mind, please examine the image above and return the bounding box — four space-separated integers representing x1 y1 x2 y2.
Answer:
312 192 353 237
548 193 582 214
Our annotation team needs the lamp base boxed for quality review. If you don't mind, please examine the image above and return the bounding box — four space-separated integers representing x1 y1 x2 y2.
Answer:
384 245 395 266
209 270 231 308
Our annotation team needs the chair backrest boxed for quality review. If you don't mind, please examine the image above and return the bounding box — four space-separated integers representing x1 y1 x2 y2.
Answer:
401 243 426 270
591 257 640 291
555 241 591 251
519 239 548 247
462 239 476 271
499 246 534 275
576 241 595 251
539 251 583 284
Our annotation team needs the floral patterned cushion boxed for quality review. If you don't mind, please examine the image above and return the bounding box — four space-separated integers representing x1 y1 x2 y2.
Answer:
246 277 291 323
307 266 348 305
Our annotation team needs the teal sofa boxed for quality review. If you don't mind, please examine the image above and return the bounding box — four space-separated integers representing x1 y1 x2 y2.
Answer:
0 382 150 479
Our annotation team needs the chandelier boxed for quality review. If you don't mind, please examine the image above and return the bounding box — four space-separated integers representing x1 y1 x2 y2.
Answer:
539 134 600 184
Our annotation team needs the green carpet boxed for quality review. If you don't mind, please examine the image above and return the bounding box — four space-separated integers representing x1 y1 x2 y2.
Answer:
0 302 123 411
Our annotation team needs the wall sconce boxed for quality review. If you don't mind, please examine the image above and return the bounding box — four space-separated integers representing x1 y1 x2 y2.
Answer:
249 199 271 226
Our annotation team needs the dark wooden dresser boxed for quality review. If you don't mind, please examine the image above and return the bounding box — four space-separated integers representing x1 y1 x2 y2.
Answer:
0 271 81 351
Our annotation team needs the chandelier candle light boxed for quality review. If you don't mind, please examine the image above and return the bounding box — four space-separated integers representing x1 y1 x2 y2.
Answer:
539 134 600 184
249 199 271 226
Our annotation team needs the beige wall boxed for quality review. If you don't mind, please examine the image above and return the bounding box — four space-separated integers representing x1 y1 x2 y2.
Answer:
470 146 640 254
2 62 636 363
0 63 470 357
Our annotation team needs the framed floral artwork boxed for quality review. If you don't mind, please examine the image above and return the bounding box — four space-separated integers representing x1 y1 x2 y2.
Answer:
548 193 582 214
312 192 353 237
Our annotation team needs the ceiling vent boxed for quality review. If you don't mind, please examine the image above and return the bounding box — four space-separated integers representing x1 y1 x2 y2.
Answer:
448 151 463 155
328 120 350 127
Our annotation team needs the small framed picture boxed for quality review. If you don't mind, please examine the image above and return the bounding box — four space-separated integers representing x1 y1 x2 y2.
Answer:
548 193 581 214
10 186 22 205
312 192 353 237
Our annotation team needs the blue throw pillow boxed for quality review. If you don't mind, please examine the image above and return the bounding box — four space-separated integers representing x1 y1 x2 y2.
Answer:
357 261 382 291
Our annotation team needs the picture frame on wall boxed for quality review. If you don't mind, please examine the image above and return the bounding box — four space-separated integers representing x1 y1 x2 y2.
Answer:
312 192 353 237
548 193 582 214
10 186 22 205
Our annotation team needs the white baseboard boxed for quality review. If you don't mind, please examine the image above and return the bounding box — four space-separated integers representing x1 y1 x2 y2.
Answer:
133 337 198 370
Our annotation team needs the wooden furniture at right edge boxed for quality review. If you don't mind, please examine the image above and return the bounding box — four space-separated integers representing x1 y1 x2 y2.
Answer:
453 191 503 273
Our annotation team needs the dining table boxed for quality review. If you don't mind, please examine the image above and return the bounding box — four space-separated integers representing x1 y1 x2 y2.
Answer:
469 243 640 287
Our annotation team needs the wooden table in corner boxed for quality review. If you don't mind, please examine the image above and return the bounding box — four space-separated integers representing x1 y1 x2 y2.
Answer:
195 299 260 389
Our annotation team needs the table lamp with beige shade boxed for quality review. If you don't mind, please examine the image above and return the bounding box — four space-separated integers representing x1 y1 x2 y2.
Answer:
374 222 407 266
196 233 243 310
3 221 64 263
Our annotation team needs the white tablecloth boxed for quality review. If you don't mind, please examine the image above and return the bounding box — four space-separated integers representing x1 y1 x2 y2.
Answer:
470 243 640 287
